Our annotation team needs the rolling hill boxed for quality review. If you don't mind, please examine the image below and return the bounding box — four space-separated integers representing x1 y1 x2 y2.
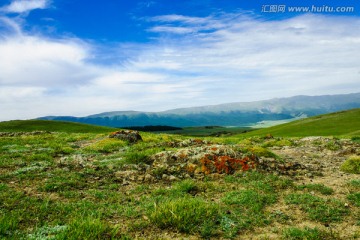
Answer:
39 93 360 128
240 108 360 137
0 120 116 133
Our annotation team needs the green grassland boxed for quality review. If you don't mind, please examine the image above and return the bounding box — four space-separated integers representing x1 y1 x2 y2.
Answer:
0 120 116 133
240 108 360 138
0 110 359 239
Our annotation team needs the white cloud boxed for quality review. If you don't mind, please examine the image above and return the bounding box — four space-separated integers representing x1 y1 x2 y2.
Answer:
149 26 195 34
142 13 360 100
0 17 22 35
0 12 360 121
150 14 210 24
1 0 48 13
0 35 99 87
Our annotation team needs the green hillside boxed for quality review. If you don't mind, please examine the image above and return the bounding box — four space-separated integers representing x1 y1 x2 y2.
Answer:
241 108 360 137
0 120 116 133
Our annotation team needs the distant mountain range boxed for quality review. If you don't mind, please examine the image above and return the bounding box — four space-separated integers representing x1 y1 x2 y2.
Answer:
39 93 360 127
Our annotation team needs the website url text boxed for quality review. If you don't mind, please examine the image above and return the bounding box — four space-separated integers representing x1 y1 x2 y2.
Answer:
262 5 355 13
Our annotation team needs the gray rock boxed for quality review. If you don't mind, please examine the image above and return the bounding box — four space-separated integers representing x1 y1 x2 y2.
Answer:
109 130 142 143
144 173 155 183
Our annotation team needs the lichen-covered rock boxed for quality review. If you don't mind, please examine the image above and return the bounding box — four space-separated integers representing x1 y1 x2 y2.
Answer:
150 144 255 178
109 130 142 143
166 139 211 148
115 170 138 181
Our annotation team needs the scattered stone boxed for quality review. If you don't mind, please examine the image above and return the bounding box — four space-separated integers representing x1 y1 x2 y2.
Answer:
169 175 177 181
264 133 274 139
166 139 210 148
109 130 142 143
144 173 155 183
115 170 138 181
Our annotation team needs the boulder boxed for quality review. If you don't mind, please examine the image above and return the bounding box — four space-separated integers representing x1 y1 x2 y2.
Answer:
109 130 142 143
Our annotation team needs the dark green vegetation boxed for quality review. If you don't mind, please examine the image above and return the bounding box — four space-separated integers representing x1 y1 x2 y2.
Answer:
159 126 252 136
124 125 183 132
241 108 360 137
0 120 116 133
0 117 359 239
39 93 360 127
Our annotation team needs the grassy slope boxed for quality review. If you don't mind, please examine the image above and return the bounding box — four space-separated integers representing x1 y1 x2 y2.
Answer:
0 120 116 133
240 108 360 137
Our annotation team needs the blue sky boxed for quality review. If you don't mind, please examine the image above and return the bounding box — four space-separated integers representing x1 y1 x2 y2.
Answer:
0 0 360 120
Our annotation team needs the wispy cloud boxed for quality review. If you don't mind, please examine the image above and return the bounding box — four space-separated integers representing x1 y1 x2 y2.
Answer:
143 13 360 99
1 0 49 14
149 26 195 34
150 14 210 24
148 14 233 35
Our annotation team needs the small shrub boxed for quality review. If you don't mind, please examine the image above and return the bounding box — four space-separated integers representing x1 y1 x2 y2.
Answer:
282 227 337 240
148 197 219 234
28 225 67 240
246 146 278 158
26 153 53 162
224 171 294 192
297 183 334 195
262 139 293 148
84 139 126 153
173 179 200 195
347 193 360 207
125 151 151 164
41 175 87 192
285 193 349 223
56 218 119 239
325 140 342 151
221 190 276 231
0 183 8 191
222 190 277 213
12 162 49 175
351 136 360 144
0 212 20 237
349 179 360 188
340 155 360 174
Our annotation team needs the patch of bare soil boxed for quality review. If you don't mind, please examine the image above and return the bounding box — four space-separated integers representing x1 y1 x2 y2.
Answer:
265 137 360 239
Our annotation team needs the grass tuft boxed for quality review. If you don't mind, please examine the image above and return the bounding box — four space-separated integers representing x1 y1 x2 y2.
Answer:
148 196 220 235
340 155 360 174
282 227 338 240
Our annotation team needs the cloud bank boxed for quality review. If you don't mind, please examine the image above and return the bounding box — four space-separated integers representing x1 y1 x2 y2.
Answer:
0 3 359 121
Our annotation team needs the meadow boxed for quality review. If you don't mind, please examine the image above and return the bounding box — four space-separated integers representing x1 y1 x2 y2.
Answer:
0 109 359 239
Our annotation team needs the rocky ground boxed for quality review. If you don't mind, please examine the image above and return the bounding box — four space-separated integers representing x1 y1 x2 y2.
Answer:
111 136 359 184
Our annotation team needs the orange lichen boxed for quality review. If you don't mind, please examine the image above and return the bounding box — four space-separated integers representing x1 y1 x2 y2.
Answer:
200 154 257 175
186 163 197 174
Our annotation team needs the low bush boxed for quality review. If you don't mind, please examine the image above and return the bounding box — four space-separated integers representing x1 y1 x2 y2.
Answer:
340 155 360 174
